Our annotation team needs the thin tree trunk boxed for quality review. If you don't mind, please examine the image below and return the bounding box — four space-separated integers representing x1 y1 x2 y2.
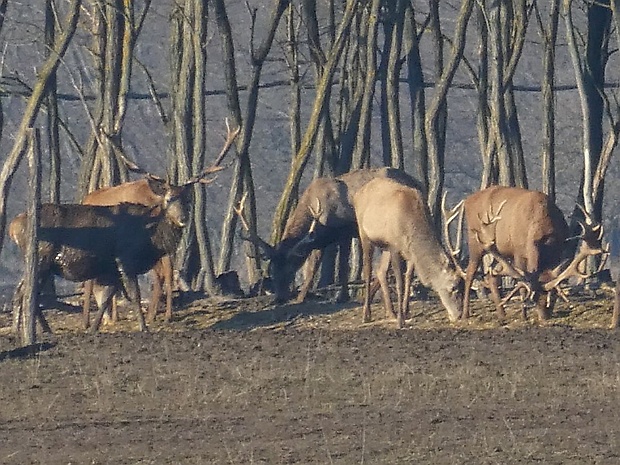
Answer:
537 0 560 201
0 0 81 257
272 0 358 243
425 0 474 221
45 0 61 204
404 1 428 191
351 0 381 169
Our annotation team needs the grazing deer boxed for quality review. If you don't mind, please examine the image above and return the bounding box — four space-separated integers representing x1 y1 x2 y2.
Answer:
354 177 463 328
239 167 424 304
445 185 604 321
10 121 239 333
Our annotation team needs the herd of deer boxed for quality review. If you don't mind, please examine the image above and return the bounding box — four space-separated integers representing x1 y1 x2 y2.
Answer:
7 122 611 333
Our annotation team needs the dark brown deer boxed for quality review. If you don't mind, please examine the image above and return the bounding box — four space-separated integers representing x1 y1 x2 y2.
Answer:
10 121 239 333
78 121 239 327
239 167 424 304
10 198 189 333
447 186 604 321
81 178 175 325
354 177 463 328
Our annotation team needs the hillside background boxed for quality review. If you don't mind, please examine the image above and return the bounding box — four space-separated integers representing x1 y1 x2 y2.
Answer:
0 0 618 290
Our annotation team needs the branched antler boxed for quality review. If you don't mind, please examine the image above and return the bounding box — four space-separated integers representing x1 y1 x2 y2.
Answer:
441 191 465 277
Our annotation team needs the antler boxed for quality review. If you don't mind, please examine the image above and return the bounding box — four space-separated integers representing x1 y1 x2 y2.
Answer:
184 118 241 185
541 206 607 292
286 198 325 258
100 129 167 182
233 192 274 255
233 192 252 232
441 191 465 277
307 198 323 235
472 199 532 283
542 238 606 292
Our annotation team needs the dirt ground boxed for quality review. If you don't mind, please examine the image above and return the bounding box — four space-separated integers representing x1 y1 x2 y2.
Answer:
0 284 619 465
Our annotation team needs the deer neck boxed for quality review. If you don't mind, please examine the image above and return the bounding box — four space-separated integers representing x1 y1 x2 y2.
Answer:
150 216 184 255
404 230 454 290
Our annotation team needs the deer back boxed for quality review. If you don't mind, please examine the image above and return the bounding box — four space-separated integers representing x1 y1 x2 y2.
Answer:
354 178 454 288
11 200 188 285
464 186 569 272
82 178 167 208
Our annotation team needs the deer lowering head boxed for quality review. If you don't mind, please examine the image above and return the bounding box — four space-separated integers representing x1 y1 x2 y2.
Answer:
446 185 604 322
354 178 463 328
237 167 425 304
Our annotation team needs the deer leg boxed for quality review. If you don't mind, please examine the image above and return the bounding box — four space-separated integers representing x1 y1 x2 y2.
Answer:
534 290 553 321
89 284 116 334
82 280 93 330
361 239 373 323
612 282 620 329
462 255 482 319
486 273 506 319
12 279 25 334
121 274 148 332
162 255 173 323
35 306 52 334
376 250 395 319
390 250 405 328
147 266 162 324
296 250 321 303
402 258 415 326
335 239 351 303
111 296 119 323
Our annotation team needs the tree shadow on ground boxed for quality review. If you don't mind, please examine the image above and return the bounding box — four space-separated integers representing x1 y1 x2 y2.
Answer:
207 299 359 331
0 341 55 362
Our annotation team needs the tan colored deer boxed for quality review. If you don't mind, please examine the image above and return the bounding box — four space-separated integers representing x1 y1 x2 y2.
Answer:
446 186 604 321
354 177 463 328
239 167 424 304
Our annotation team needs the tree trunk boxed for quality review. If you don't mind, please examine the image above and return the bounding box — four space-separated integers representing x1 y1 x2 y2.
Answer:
403 1 428 191
45 0 61 204
271 0 358 243
425 0 474 221
537 0 560 201
351 0 381 169
0 0 81 257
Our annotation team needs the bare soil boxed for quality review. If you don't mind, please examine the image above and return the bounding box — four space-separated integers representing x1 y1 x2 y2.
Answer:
0 286 619 465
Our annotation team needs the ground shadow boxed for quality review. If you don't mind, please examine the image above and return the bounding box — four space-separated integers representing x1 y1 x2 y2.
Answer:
210 299 359 331
0 341 55 362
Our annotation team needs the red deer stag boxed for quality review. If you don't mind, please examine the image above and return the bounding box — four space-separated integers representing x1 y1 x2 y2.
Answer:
354 178 463 328
239 167 423 304
81 178 174 325
79 121 239 327
445 186 604 321
10 122 239 333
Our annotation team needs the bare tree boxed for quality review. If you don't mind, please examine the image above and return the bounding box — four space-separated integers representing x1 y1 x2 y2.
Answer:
564 0 611 220
425 0 474 221
403 1 429 192
535 0 561 201
0 0 81 257
78 0 146 195
45 0 61 204
169 0 221 292
214 0 289 288
271 0 359 243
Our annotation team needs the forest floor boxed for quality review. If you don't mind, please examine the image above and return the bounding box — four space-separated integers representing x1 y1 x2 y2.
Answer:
0 284 619 464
